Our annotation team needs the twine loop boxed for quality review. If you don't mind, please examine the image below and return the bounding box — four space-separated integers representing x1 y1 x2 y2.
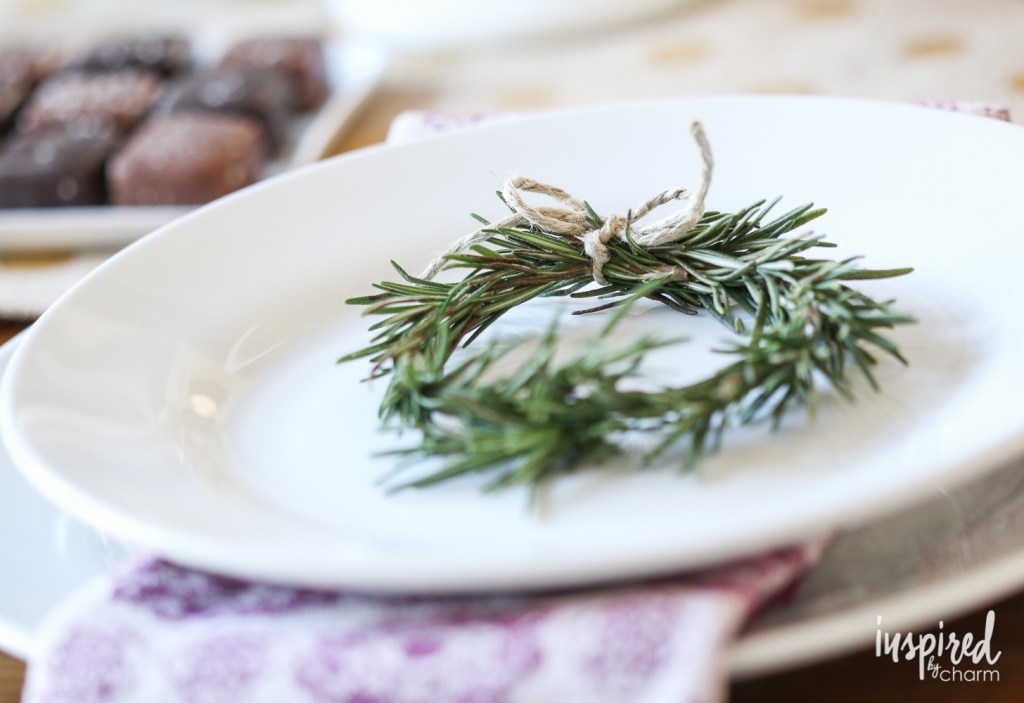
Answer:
421 121 714 285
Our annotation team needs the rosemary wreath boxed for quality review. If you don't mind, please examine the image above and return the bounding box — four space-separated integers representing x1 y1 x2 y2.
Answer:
341 122 913 494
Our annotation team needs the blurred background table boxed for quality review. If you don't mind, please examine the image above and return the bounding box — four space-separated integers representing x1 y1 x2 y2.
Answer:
3 0 1024 700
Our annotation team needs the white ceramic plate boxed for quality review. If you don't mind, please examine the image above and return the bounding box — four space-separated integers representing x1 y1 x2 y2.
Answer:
0 39 388 253
5 333 1024 677
5 96 1024 592
325 0 694 48
0 335 124 659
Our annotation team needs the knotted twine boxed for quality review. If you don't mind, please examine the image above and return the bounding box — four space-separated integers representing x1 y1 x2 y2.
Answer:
421 121 714 285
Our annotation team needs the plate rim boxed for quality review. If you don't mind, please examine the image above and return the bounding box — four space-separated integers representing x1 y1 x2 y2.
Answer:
5 94 1024 593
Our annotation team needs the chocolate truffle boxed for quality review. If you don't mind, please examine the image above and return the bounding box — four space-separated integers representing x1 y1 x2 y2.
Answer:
0 124 119 207
72 34 191 76
219 37 328 112
107 113 266 205
0 78 30 132
157 68 291 151
17 70 160 134
0 44 62 86
0 46 55 131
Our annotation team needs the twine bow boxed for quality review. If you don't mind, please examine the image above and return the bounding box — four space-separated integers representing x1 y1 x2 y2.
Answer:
421 121 714 285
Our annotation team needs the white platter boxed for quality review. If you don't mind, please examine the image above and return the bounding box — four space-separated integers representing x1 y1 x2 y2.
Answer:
0 39 388 253
4 96 1024 592
4 328 1024 677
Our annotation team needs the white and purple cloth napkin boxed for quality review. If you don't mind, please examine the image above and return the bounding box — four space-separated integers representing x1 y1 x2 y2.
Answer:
25 545 824 703
21 102 1013 703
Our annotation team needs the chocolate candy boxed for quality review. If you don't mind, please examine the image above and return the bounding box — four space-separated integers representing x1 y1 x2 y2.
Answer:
0 45 61 132
157 68 291 151
219 37 328 112
0 44 62 86
107 113 266 205
17 70 160 134
0 78 30 133
72 34 191 76
0 124 118 207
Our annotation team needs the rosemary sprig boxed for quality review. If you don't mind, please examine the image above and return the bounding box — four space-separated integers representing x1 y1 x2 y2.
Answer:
341 197 913 492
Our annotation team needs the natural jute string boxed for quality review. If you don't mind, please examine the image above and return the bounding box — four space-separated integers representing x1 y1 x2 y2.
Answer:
421 121 714 285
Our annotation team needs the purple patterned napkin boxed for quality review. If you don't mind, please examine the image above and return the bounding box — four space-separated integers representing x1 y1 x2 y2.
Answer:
25 545 824 703
23 102 1012 703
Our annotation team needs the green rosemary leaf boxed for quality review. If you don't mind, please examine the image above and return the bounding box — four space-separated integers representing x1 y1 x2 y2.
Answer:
337 340 392 363
582 201 604 228
345 293 389 305
570 284 620 299
838 267 916 280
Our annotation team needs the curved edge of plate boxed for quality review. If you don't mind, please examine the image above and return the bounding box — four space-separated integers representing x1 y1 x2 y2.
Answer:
0 620 31 661
730 530 1024 677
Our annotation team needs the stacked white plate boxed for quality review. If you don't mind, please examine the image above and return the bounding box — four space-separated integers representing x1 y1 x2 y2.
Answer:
3 96 1024 675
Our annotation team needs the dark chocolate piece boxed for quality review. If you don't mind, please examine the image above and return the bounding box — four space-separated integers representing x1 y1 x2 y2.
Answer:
0 46 55 131
0 124 118 207
107 113 266 205
0 44 63 86
72 34 191 76
219 37 328 112
0 78 30 132
0 49 31 87
16 70 160 134
157 68 291 151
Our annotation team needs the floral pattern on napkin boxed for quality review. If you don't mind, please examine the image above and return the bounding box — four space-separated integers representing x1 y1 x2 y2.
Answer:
25 541 824 703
